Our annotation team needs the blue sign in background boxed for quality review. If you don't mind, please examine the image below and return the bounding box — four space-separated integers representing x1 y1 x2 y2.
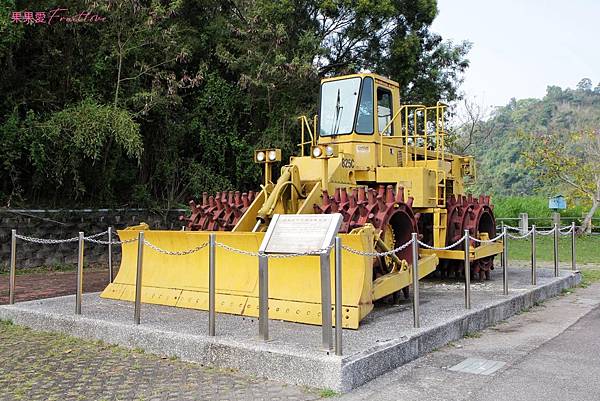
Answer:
549 195 566 210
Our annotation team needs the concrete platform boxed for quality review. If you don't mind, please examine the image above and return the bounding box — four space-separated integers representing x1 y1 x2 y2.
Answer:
0 266 580 392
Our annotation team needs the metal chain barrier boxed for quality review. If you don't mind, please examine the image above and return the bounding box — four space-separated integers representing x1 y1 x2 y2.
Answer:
535 226 557 236
215 241 335 258
559 225 575 235
506 228 534 240
16 229 112 245
503 225 521 232
15 233 80 244
342 238 413 257
143 239 208 256
84 236 138 246
470 232 506 243
418 234 468 250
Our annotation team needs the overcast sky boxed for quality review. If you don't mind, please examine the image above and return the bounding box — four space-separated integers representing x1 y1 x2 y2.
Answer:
431 0 600 108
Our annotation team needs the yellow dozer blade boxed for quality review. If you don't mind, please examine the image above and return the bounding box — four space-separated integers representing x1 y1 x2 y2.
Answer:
101 228 377 329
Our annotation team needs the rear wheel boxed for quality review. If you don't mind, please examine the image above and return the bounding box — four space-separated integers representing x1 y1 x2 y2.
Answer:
445 194 496 280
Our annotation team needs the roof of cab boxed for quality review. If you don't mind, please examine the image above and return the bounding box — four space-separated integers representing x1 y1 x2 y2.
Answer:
320 73 399 87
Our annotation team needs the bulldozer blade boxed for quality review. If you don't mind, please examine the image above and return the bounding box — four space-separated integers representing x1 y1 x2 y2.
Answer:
101 228 376 329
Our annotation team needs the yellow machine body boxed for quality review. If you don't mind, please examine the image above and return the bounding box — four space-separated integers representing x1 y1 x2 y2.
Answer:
102 72 501 328
103 227 438 329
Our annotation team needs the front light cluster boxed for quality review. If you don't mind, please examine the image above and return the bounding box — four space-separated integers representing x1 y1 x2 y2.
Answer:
311 144 338 159
254 148 281 163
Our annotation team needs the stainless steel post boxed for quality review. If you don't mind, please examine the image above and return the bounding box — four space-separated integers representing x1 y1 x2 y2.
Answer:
334 237 343 356
75 232 84 315
9 229 16 305
553 223 559 277
411 233 420 328
208 233 216 336
258 254 269 340
320 252 333 350
464 230 471 309
571 222 576 271
502 227 508 295
531 225 537 285
108 226 113 284
500 222 505 268
134 231 144 325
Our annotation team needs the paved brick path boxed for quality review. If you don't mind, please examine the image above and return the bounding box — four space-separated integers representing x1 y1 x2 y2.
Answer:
0 271 323 400
0 268 111 304
0 321 321 401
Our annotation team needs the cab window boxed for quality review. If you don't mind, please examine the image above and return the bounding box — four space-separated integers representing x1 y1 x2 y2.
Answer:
377 88 393 135
355 77 374 134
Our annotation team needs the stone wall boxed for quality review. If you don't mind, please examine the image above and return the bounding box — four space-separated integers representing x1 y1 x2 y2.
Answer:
0 209 185 270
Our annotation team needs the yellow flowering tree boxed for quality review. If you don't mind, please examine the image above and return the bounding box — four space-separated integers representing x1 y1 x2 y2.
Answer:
523 129 600 233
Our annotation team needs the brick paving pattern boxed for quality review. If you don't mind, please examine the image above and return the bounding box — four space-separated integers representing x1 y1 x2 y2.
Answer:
0 268 111 304
0 271 322 400
0 320 322 401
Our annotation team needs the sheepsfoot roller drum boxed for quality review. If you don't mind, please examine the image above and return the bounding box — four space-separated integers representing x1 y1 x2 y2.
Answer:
101 72 503 328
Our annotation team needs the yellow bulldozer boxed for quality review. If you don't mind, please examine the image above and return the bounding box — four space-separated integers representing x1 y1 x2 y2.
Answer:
102 73 502 329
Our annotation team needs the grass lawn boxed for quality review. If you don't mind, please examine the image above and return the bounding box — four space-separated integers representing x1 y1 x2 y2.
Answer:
506 234 600 264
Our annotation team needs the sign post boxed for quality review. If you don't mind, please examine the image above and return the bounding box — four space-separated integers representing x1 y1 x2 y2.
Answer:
259 214 342 350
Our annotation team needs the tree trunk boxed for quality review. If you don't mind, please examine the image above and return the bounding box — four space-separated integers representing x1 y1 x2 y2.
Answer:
580 199 598 234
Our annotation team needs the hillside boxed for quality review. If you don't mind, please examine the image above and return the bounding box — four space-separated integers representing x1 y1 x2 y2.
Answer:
469 81 600 197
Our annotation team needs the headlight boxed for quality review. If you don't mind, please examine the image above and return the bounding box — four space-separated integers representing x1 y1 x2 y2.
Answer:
268 150 277 161
325 145 334 157
312 147 322 158
256 151 265 162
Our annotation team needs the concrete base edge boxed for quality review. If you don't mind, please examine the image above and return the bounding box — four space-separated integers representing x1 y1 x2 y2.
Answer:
0 271 581 393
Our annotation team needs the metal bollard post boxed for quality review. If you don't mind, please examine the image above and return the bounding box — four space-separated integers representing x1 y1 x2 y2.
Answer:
258 254 269 341
500 222 505 268
531 225 537 285
411 233 420 328
75 232 84 315
208 233 216 336
320 251 333 351
134 231 144 325
571 222 576 271
108 226 113 284
553 223 559 277
502 227 508 295
334 237 343 356
9 229 17 305
463 230 471 310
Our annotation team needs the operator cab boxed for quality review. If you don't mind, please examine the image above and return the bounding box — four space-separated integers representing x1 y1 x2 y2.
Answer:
318 74 400 138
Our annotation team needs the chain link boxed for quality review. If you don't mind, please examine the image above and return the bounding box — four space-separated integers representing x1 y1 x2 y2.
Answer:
215 241 335 258
16 229 110 245
86 230 109 239
502 225 521 232
417 234 468 250
84 237 138 245
15 233 80 244
506 229 534 240
215 242 261 257
470 232 506 243
342 238 413 257
536 227 557 236
143 239 208 255
559 225 575 235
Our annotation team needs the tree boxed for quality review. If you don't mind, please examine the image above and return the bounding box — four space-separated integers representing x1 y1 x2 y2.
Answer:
0 0 472 208
522 129 600 233
447 96 495 154
576 78 593 91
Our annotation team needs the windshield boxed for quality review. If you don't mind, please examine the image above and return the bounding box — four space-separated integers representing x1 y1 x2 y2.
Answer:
319 77 361 136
